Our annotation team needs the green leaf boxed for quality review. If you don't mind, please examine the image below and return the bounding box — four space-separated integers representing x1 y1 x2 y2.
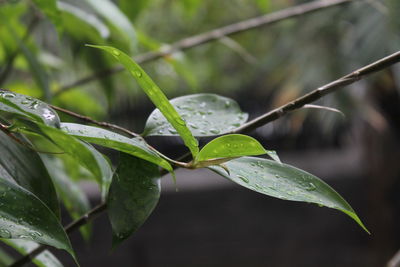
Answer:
2 239 63 267
195 134 266 162
107 154 161 246
0 244 13 266
60 122 173 172
0 131 60 217
17 120 103 180
31 0 61 29
143 94 248 137
0 177 74 257
40 155 92 241
86 45 199 157
209 157 369 233
0 90 60 127
84 0 136 50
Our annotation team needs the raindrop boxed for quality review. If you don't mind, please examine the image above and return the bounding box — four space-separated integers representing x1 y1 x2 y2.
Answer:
207 110 213 115
224 100 231 108
274 174 280 179
169 129 178 134
29 101 39 110
209 129 220 134
158 129 164 134
112 49 120 56
21 100 30 105
134 70 142 77
237 175 249 183
190 139 199 147
175 117 186 126
232 123 240 127
188 123 199 129
199 102 206 108
0 229 11 238
304 182 316 191
200 130 207 135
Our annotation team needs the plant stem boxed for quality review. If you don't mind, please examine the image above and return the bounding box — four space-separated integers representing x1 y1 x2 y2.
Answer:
55 0 355 96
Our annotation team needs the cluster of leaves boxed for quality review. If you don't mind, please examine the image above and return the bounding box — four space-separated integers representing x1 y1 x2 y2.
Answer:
0 45 368 266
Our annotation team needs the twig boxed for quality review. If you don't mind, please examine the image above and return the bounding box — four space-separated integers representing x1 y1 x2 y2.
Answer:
233 50 400 134
387 249 400 267
55 0 355 96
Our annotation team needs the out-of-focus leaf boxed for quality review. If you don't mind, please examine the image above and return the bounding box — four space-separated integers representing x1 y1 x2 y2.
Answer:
195 134 266 162
84 0 136 50
2 239 63 267
41 155 92 241
0 244 13 266
209 157 369 233
60 123 172 172
119 0 150 22
107 154 160 247
144 94 248 137
58 2 110 39
0 90 60 127
31 0 61 29
0 177 74 257
0 131 60 217
87 45 199 157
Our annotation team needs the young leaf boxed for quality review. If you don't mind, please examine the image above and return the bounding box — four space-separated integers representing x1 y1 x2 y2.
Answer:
2 239 63 267
86 45 199 157
0 90 60 127
60 123 173 172
107 154 161 247
0 131 60 217
0 177 74 257
195 134 266 163
209 157 369 233
144 94 248 137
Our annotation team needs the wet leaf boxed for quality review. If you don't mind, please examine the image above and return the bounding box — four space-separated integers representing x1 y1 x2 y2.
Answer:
61 122 172 172
86 45 199 157
195 134 266 163
0 177 74 257
107 154 160 247
0 131 60 217
2 239 63 267
0 90 60 127
209 157 369 233
144 94 248 137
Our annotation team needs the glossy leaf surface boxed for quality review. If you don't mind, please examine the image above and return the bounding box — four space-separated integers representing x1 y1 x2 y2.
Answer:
0 177 73 256
144 94 248 137
0 131 59 217
209 157 369 233
61 122 172 172
2 239 63 267
87 45 199 157
107 154 161 246
195 134 266 162
0 90 60 127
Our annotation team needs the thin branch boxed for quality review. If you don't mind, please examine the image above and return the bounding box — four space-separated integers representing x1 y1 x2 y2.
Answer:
55 0 355 96
233 50 400 134
387 249 400 267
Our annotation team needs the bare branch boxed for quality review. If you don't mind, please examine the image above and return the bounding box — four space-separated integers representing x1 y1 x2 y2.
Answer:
56 0 355 95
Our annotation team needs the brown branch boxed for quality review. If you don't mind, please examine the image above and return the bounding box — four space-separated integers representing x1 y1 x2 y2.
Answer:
55 0 355 96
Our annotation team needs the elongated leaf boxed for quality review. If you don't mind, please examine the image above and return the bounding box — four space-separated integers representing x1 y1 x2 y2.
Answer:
87 45 199 157
195 134 266 162
107 154 161 246
61 123 172 172
2 239 63 267
41 155 92 241
0 246 13 266
0 131 60 217
0 177 74 256
16 120 103 180
84 0 136 49
32 0 61 29
0 90 60 127
58 2 109 39
144 94 248 137
209 157 369 233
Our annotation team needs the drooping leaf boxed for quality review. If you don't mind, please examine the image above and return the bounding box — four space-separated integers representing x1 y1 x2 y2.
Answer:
84 0 136 50
143 94 248 137
0 90 60 127
2 239 63 267
40 155 92 241
86 45 199 157
0 131 60 217
195 134 266 163
60 122 172 172
209 157 369 233
0 177 74 257
107 154 161 247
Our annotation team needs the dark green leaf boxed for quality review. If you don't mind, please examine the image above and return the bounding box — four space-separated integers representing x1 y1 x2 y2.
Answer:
0 90 60 127
209 157 369 233
2 239 63 267
107 154 161 246
0 177 74 256
195 134 266 162
31 0 61 29
0 131 60 217
60 123 172 172
86 45 199 157
143 94 248 137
